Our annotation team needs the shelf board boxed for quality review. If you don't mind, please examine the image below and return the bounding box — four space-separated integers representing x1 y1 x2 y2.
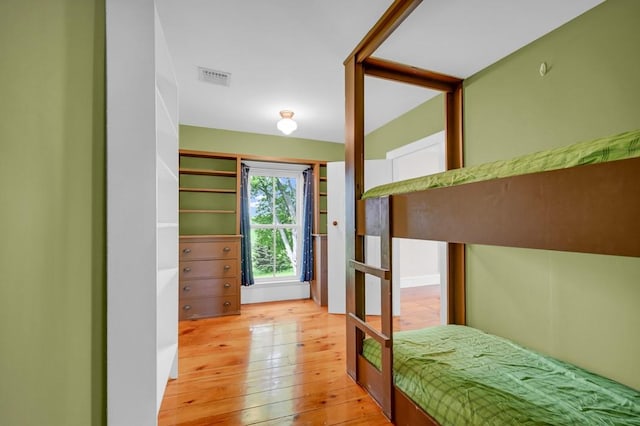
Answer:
179 168 237 177
319 176 327 181
179 209 236 214
179 187 236 194
319 192 328 196
319 209 328 214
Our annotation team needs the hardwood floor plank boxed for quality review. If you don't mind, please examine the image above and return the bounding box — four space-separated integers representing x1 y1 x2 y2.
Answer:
253 397 392 425
159 285 439 425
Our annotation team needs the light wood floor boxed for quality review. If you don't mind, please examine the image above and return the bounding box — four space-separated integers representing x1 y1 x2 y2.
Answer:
159 285 441 425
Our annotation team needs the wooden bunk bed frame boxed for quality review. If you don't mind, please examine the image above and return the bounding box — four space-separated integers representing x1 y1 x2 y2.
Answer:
344 1 640 424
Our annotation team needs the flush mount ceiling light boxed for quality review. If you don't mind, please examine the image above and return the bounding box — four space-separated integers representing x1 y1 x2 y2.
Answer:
276 110 298 135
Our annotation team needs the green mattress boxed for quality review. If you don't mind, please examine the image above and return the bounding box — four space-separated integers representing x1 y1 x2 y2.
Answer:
362 129 640 199
362 325 640 425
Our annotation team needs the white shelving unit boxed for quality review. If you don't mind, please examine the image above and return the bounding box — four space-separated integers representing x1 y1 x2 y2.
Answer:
154 6 179 411
106 1 179 423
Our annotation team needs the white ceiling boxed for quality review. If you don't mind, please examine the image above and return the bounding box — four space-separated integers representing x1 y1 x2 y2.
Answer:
156 0 603 144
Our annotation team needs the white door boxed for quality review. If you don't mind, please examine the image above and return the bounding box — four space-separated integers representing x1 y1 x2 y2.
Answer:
327 162 346 313
386 131 447 323
327 160 394 314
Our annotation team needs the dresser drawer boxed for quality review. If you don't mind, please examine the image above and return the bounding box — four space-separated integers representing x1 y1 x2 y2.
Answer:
179 241 238 260
180 259 238 280
179 296 239 320
180 278 238 298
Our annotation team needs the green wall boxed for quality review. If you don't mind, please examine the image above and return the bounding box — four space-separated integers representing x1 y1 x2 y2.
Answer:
369 0 640 389
0 1 105 425
463 0 640 390
180 125 345 161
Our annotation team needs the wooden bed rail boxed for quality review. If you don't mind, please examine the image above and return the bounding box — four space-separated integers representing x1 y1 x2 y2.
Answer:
347 196 395 419
350 259 391 280
347 313 392 348
384 157 640 258
345 1 464 422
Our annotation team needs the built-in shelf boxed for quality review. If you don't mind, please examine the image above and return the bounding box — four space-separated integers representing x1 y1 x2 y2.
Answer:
179 209 236 214
179 168 236 177
179 187 236 194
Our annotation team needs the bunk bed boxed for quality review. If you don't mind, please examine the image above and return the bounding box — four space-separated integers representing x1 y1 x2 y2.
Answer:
344 1 640 425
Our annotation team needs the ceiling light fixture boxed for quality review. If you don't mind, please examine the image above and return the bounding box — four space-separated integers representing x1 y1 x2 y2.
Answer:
277 110 298 135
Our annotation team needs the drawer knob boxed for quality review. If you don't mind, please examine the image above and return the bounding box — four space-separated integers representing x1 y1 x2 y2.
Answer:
223 246 231 252
183 285 191 292
224 265 231 270
223 301 231 307
183 248 191 254
224 282 231 288
183 304 192 311
183 267 192 273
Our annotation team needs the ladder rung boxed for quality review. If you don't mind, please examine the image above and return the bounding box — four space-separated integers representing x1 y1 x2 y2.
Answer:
348 313 392 347
350 260 391 280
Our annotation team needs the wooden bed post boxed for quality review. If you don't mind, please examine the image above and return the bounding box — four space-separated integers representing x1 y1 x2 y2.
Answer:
344 0 424 393
446 83 466 325
345 55 366 381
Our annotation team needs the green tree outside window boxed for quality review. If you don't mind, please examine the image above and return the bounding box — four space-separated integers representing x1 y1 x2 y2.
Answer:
249 175 300 279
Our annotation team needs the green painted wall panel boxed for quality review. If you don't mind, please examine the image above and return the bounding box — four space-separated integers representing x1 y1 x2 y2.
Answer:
180 125 345 161
463 0 640 390
463 0 640 165
0 0 105 425
369 0 640 389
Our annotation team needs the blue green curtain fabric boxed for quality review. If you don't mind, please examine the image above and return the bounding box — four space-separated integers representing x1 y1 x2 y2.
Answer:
299 168 314 282
240 163 254 286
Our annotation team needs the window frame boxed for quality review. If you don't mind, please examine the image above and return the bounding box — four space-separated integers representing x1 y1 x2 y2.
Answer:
248 164 306 283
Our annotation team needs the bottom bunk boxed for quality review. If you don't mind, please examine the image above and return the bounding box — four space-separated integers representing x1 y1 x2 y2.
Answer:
360 325 640 425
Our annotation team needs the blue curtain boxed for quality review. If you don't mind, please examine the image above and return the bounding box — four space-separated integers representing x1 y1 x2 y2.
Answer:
240 163 254 286
299 168 314 282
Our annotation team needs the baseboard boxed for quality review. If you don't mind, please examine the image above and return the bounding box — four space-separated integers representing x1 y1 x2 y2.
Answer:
241 281 310 304
400 274 440 288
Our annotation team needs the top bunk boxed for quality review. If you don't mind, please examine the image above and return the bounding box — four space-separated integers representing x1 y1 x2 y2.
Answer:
358 129 640 258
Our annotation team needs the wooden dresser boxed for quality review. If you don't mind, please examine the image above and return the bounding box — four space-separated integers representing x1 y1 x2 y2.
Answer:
178 235 241 320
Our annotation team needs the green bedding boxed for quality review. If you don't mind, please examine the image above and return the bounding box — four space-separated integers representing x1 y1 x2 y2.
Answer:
362 129 640 199
362 325 640 425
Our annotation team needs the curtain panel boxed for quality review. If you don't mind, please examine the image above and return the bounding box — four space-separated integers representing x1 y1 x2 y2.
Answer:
240 163 254 286
299 168 314 282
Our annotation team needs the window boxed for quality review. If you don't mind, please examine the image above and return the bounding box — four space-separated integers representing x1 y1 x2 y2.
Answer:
248 165 305 281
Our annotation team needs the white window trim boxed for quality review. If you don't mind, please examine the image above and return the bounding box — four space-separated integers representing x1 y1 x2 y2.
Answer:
247 162 308 283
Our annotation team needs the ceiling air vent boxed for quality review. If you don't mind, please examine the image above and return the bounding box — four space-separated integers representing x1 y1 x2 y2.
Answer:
198 67 231 87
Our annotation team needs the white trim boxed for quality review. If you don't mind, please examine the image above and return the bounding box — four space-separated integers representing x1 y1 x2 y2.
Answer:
400 274 441 288
244 160 310 172
386 130 445 159
248 167 305 283
241 281 310 304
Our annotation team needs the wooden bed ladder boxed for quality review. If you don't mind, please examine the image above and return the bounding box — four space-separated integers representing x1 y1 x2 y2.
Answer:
347 197 395 419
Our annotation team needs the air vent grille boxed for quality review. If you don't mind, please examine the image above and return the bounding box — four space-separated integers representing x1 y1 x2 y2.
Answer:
198 67 231 87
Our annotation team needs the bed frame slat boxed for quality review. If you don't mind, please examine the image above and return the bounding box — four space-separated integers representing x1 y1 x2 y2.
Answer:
350 260 391 280
348 313 392 347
